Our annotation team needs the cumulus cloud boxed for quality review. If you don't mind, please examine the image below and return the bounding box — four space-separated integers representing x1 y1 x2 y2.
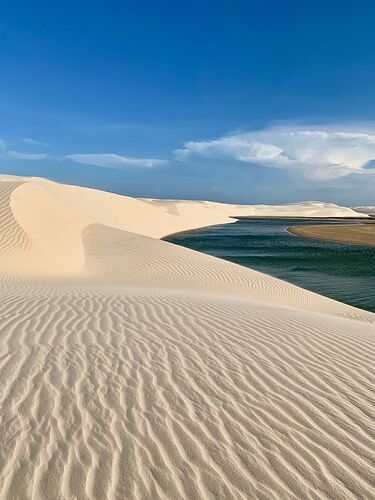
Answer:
175 126 375 180
0 139 6 150
8 151 48 160
67 153 168 169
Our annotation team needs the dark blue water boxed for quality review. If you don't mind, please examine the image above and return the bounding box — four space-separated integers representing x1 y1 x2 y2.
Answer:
165 218 375 313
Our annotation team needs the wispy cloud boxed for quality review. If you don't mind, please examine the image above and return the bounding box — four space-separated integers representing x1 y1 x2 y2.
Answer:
0 137 48 161
67 153 168 169
21 138 48 146
175 126 375 180
8 151 48 160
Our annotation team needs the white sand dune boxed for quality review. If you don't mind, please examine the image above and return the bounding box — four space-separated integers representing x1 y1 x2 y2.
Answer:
354 205 375 215
0 175 374 499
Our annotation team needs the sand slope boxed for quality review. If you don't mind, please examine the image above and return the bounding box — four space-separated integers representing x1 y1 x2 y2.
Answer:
0 176 374 499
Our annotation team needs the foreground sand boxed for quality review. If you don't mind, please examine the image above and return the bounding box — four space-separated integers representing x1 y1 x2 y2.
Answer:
0 176 374 499
288 222 375 247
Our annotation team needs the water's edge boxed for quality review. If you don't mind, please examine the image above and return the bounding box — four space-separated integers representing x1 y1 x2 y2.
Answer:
165 218 375 313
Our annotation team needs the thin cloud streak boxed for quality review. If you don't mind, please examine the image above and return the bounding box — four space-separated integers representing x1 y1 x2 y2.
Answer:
67 153 168 169
8 151 48 160
21 138 49 146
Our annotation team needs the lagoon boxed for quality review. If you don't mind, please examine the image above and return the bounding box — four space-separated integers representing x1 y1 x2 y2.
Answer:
166 218 375 313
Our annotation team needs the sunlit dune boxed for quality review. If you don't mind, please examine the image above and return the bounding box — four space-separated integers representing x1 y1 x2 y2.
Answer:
0 175 374 499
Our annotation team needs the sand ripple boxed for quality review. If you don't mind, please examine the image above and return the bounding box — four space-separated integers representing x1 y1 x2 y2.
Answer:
0 286 374 498
0 177 374 499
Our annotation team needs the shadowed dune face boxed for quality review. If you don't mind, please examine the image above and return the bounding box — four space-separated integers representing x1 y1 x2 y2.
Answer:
0 181 31 259
0 176 374 499
81 223 374 321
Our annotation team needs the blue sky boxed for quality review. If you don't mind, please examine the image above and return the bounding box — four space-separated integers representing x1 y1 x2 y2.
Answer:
1 0 375 204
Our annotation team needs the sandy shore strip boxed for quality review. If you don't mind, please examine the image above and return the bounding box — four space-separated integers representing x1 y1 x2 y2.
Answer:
288 222 375 247
0 175 374 499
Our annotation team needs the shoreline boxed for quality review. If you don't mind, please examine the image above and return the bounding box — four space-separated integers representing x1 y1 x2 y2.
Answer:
0 175 374 498
288 223 375 247
163 216 372 240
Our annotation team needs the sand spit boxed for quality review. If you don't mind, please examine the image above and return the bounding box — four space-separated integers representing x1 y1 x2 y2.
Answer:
288 223 375 247
0 175 374 499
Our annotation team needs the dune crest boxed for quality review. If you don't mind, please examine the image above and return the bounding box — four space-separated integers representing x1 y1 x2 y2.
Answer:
0 175 374 499
4 176 367 277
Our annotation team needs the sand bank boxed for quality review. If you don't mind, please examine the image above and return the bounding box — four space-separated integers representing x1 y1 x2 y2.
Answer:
0 175 374 499
288 222 375 247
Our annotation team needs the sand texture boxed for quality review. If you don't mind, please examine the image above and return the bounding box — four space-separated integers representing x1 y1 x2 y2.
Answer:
288 223 375 247
0 175 374 499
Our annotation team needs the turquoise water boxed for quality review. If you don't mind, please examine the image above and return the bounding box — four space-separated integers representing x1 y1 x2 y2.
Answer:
165 218 375 313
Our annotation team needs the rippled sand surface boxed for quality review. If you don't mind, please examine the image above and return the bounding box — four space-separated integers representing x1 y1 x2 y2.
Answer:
0 176 374 499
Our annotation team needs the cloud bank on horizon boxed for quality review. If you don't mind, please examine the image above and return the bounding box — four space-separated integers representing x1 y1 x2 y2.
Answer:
2 125 375 184
175 126 375 181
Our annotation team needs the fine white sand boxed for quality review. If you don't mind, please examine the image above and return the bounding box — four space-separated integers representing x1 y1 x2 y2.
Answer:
0 175 374 499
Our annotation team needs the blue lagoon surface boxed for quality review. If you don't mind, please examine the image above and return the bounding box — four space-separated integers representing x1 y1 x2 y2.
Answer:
165 218 375 313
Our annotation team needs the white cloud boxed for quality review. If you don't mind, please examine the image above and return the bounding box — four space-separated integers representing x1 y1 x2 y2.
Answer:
176 138 282 163
67 153 168 169
0 140 48 161
175 126 375 180
21 138 48 146
9 151 48 160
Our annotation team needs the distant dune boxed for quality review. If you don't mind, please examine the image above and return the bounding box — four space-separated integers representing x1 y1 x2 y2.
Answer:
354 205 375 215
0 175 374 499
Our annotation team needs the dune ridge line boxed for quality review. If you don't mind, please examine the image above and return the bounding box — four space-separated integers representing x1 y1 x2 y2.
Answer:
0 174 374 499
